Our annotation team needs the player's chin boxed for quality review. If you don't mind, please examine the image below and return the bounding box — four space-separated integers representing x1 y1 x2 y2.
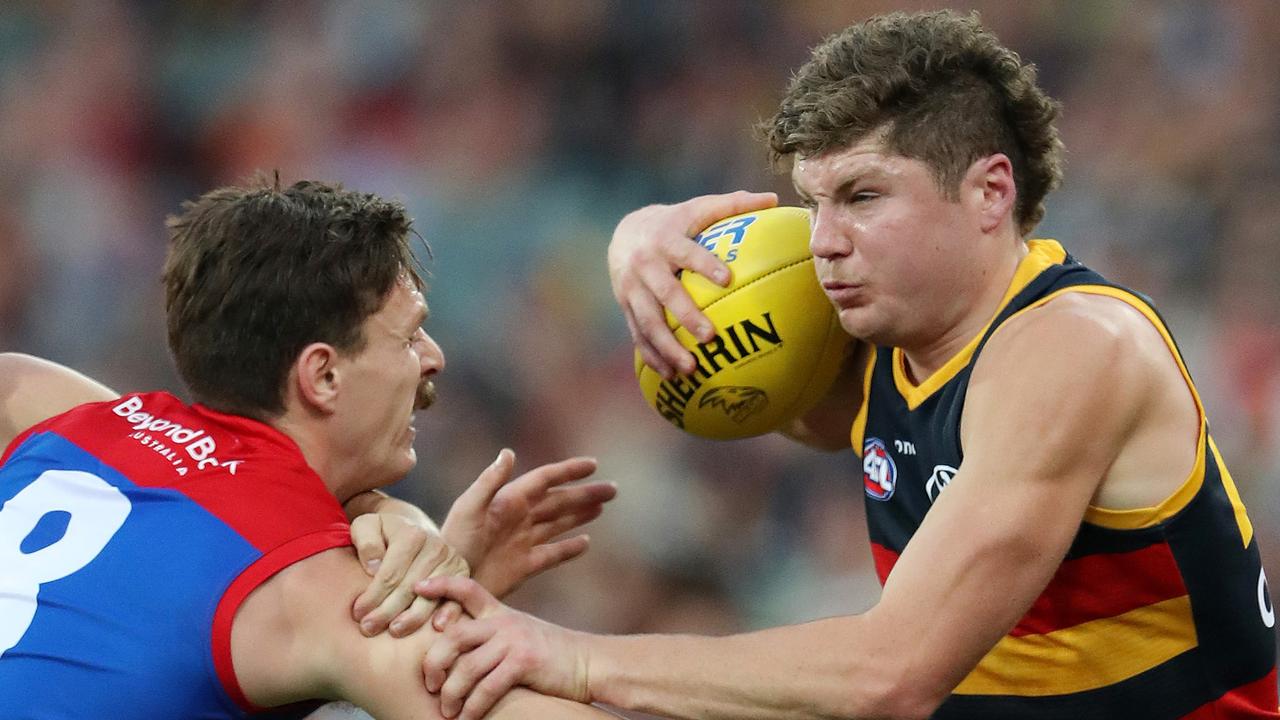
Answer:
387 429 418 474
387 447 417 480
836 306 878 340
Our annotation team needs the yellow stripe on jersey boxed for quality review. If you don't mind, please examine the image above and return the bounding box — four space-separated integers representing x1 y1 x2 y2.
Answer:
953 594 1198 697
849 346 877 457
1209 435 1254 548
891 239 1067 410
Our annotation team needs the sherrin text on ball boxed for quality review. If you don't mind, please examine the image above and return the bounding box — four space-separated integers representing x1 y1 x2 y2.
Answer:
635 206 848 439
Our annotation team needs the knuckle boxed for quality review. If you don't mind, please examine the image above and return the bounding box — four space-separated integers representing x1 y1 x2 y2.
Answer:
451 556 471 577
488 493 512 518
402 525 430 546
636 314 665 333
654 283 681 304
675 307 702 326
377 566 407 590
510 647 536 670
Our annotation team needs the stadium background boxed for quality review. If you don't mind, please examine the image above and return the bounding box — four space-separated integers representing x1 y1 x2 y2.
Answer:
1 0 1277 713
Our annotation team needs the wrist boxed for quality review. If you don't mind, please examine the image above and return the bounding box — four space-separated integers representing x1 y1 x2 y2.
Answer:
579 631 628 708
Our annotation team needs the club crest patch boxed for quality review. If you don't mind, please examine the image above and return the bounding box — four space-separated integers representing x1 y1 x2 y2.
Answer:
863 437 897 501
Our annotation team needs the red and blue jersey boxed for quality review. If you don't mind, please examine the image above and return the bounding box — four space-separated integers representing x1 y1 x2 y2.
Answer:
0 392 351 719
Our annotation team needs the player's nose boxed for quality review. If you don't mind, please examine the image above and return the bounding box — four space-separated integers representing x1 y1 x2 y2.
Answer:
420 333 445 376
808 205 853 260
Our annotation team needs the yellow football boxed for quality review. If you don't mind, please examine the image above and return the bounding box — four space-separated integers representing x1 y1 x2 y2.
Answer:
635 206 848 439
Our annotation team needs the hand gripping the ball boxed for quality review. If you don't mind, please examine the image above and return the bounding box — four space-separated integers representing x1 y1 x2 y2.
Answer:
609 191 778 378
631 205 850 439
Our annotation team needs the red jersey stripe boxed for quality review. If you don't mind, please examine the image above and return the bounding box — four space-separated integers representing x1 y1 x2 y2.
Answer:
1182 668 1280 718
870 542 899 584
1012 541 1187 637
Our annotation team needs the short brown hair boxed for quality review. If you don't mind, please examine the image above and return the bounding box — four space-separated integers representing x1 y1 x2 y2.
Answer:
163 178 423 419
766 10 1063 235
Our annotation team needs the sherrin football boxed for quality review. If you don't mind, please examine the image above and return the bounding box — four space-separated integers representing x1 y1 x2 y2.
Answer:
635 206 848 439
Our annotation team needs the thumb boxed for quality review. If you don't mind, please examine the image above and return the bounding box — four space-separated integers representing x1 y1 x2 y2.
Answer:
458 448 515 509
349 513 387 576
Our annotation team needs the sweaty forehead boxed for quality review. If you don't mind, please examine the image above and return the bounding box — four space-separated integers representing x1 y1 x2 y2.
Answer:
792 143 914 198
788 151 890 194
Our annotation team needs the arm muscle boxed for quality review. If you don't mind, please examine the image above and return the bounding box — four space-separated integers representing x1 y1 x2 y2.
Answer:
233 548 614 719
0 353 118 449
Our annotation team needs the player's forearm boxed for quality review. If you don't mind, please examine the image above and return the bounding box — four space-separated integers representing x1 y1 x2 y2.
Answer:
778 341 865 451
583 616 936 720
0 353 118 449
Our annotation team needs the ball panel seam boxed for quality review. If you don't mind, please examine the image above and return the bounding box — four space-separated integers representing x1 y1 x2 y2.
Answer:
667 257 817 330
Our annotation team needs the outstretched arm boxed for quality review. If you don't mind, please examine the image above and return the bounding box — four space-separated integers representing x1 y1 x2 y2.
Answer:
231 546 619 720
0 353 118 450
416 297 1159 720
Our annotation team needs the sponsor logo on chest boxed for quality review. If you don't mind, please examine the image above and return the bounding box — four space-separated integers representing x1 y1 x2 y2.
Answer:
926 464 957 503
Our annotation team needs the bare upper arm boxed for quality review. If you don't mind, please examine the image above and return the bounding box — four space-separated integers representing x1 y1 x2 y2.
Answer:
0 353 119 450
232 547 616 720
860 297 1149 708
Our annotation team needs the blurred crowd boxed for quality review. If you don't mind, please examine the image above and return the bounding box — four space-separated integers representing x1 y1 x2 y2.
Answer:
1 0 1278 710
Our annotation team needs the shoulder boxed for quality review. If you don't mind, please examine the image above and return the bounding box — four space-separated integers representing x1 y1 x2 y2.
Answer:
961 291 1166 471
978 289 1168 392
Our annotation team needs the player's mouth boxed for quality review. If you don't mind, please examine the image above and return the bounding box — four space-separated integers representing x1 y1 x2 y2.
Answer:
822 280 866 307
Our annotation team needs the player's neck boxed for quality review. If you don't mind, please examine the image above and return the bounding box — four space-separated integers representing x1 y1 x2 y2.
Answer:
900 238 1028 383
268 414 360 502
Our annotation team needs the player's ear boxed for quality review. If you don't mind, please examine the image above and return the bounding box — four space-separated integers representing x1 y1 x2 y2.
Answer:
967 153 1016 233
294 342 341 414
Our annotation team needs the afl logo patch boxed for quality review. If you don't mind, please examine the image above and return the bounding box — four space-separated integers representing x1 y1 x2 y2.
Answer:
863 437 897 501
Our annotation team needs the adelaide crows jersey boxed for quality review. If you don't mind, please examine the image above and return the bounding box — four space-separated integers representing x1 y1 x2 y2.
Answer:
0 392 351 719
853 240 1277 719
